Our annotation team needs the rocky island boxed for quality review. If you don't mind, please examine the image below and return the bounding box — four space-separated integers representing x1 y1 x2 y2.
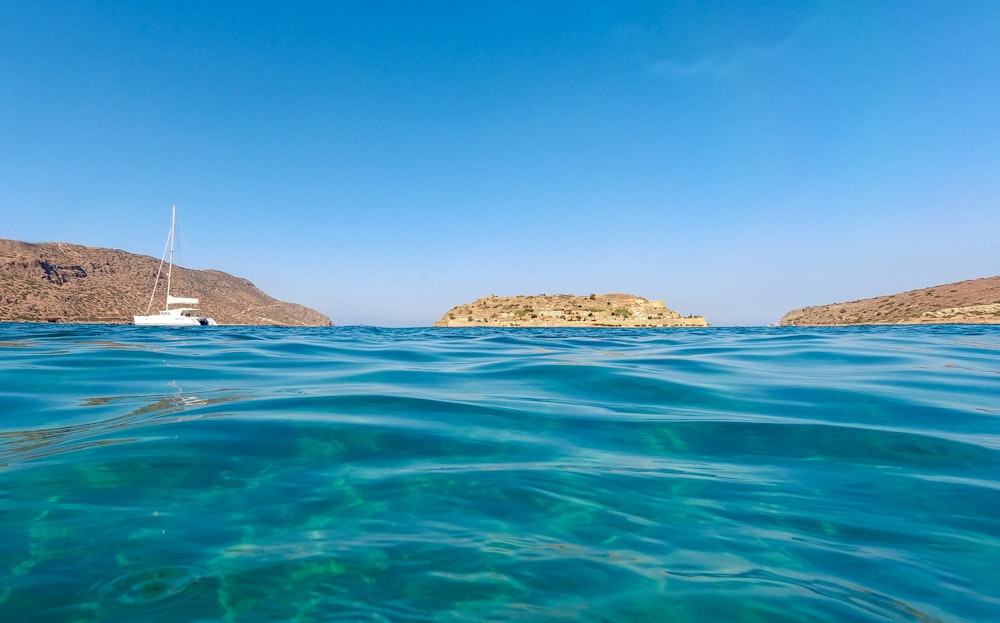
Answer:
434 293 708 328
0 239 332 325
779 276 1000 326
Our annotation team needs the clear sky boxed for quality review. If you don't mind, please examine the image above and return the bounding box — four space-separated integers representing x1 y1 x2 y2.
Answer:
3 1 998 326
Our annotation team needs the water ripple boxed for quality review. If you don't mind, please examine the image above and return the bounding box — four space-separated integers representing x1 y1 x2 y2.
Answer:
1 324 998 622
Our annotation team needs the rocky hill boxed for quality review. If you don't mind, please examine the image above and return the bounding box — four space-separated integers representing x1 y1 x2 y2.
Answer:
434 293 708 327
0 239 332 325
779 276 1000 326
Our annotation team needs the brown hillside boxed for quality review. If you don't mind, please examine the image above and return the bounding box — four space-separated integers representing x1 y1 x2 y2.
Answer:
0 239 332 325
779 276 1000 326
434 293 708 327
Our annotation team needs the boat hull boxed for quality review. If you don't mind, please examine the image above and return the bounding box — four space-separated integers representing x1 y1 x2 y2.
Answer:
134 310 217 326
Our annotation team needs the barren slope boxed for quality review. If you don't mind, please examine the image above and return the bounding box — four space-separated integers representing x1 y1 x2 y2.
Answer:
779 276 1000 326
0 239 332 325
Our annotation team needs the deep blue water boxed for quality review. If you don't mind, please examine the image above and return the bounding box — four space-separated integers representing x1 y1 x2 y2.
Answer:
1 324 998 622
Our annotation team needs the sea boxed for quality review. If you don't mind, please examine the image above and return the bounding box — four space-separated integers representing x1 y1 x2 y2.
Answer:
1 323 998 623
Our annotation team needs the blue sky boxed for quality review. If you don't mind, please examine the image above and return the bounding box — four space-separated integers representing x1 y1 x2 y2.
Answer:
3 1 998 326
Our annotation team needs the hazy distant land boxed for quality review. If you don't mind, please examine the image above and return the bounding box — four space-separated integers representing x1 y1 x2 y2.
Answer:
0 239 331 325
780 276 1000 326
433 294 708 328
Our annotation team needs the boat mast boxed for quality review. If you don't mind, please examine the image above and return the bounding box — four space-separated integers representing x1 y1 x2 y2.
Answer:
165 205 176 305
143 207 173 315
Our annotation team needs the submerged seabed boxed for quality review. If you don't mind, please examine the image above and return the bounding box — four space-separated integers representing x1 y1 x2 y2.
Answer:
1 324 998 622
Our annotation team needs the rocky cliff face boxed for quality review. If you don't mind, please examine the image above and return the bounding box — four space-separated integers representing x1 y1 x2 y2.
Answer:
0 239 332 325
779 276 1000 326
434 293 708 327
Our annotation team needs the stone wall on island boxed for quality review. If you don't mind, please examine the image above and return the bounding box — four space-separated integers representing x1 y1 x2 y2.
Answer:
433 293 708 328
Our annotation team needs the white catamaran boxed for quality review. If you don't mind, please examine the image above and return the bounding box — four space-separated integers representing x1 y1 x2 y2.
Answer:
134 206 218 326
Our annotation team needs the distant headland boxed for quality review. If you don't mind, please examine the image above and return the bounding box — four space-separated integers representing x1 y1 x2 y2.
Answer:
5 237 997 328
0 239 332 325
779 275 1000 326
433 293 708 328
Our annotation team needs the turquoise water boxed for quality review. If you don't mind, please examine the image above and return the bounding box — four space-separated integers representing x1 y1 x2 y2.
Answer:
1 324 998 622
